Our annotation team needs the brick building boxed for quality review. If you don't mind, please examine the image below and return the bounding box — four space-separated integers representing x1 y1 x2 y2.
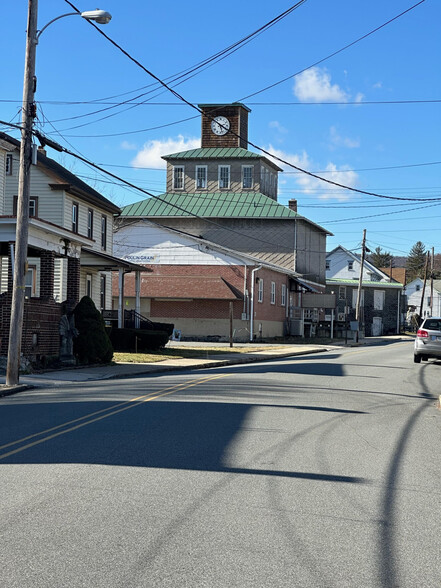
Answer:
114 103 330 339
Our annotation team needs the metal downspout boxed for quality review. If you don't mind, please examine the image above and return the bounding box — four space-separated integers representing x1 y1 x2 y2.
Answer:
250 265 262 342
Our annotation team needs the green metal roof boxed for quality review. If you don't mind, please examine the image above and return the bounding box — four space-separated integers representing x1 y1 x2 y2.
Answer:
162 147 282 171
327 278 403 288
121 192 299 219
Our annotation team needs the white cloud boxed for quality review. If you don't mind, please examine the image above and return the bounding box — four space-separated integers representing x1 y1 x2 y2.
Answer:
354 92 364 104
329 126 360 149
121 140 137 150
269 120 288 134
131 135 200 169
293 67 349 102
373 81 382 89
266 144 358 202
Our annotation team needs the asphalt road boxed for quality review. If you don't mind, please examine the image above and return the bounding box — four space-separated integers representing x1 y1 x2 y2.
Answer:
0 340 439 588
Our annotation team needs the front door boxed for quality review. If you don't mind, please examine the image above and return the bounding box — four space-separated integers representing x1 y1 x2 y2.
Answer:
372 317 383 336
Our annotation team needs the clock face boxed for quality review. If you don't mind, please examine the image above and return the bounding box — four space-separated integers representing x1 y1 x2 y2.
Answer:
211 116 230 136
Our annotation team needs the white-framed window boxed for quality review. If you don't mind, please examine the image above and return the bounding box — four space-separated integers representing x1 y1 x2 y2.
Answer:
14 196 38 217
218 165 230 189
258 278 264 303
348 260 354 271
6 153 13 175
281 284 286 307
271 281 276 305
326 260 330 270
101 215 107 250
100 274 106 311
195 165 207 189
173 166 184 190
338 286 346 301
25 265 37 299
374 290 385 310
86 274 92 298
352 289 364 308
87 208 94 239
72 202 79 234
242 165 253 189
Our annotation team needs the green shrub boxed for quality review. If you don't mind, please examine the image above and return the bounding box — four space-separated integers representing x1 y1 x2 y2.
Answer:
73 296 113 364
110 328 169 351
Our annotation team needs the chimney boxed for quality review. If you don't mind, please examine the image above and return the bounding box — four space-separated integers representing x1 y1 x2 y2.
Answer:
288 199 297 212
37 146 46 156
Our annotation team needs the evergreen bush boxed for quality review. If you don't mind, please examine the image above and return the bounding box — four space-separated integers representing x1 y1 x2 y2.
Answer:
73 296 113 364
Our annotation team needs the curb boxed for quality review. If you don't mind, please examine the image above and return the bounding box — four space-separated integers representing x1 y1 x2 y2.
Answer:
0 384 34 398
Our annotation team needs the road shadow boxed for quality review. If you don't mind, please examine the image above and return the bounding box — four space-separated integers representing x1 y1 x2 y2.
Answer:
0 398 366 485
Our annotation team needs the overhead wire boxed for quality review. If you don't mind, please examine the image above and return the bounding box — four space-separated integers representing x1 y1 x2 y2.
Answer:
55 1 437 204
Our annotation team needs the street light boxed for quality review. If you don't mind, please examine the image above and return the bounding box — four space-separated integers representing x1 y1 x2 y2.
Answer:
6 1 112 386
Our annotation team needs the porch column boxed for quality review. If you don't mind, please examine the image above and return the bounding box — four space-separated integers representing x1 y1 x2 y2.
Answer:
67 257 80 303
40 251 55 299
135 271 141 329
118 268 124 328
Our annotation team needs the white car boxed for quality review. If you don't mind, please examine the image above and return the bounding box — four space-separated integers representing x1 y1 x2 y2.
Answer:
414 317 441 363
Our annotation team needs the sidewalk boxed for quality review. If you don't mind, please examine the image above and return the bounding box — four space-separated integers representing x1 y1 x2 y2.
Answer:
0 335 413 396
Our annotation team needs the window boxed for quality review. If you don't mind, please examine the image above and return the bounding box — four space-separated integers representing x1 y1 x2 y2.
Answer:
101 215 107 250
25 265 37 299
218 165 230 189
87 209 94 239
72 202 79 234
352 289 364 308
338 286 346 301
281 284 286 307
195 166 207 189
6 153 13 175
271 282 276 305
100 275 106 311
427 296 431 307
326 260 330 270
416 284 420 291
258 278 264 303
86 274 92 298
348 260 354 271
13 196 38 217
242 166 253 189
173 166 184 190
374 290 385 310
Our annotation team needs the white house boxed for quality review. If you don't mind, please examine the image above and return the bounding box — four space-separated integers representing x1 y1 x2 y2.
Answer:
406 277 441 318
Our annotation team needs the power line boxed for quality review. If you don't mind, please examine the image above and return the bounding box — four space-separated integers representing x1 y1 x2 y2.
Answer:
53 2 440 204
238 0 427 102
52 0 307 129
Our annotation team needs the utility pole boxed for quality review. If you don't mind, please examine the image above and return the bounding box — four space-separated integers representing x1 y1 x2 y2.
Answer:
419 251 430 320
430 246 434 317
6 0 38 386
355 229 367 343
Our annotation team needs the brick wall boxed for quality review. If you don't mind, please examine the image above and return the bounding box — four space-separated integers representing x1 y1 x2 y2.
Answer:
67 257 80 303
0 295 62 357
40 250 55 298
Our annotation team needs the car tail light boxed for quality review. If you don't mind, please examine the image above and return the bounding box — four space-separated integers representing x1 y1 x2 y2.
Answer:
417 329 429 338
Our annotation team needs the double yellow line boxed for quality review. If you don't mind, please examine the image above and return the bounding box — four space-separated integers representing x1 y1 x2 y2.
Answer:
0 373 228 461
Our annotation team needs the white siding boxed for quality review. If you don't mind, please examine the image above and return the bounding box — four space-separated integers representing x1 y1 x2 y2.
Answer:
113 222 245 266
5 154 64 224
0 150 5 215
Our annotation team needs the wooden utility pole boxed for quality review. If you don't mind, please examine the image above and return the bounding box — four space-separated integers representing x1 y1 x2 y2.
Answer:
229 301 234 348
419 251 430 319
430 246 434 317
6 0 38 386
355 229 367 343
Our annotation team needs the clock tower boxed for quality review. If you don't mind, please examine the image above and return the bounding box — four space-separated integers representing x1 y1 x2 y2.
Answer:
199 103 250 149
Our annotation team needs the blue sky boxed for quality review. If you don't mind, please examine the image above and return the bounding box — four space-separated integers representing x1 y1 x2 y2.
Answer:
1 0 440 259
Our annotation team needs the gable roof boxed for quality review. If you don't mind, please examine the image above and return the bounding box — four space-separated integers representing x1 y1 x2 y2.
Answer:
327 244 391 281
162 147 283 172
0 132 120 215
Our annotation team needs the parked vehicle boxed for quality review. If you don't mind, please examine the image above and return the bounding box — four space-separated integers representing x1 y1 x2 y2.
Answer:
413 317 441 363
